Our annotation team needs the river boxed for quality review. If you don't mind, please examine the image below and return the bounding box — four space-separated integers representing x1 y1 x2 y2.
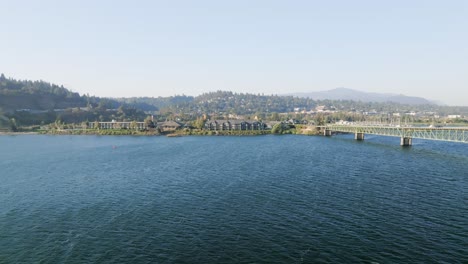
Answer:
0 135 466 263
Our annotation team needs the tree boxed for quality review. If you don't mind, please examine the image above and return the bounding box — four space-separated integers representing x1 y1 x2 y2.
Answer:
271 123 283 134
130 121 138 130
81 121 88 129
117 105 125 114
253 111 264 121
193 117 205 130
54 119 63 130
144 116 155 128
9 118 18 132
269 112 280 121
97 100 108 110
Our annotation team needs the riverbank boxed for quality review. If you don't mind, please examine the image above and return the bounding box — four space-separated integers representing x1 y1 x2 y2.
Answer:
39 129 273 136
0 132 39 135
2 126 321 136
38 129 161 136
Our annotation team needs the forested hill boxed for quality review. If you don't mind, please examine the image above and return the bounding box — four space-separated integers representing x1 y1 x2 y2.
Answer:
87 89 468 117
1 74 467 129
0 74 145 127
116 91 318 115
116 95 194 112
158 91 459 116
0 73 93 111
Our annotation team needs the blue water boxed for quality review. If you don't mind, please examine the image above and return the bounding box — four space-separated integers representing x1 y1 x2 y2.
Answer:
0 135 467 263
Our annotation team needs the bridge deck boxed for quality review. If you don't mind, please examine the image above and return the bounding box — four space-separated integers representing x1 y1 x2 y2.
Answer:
321 125 468 144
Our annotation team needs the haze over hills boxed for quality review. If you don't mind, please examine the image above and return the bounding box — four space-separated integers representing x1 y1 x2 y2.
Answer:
2 74 468 130
289 88 436 105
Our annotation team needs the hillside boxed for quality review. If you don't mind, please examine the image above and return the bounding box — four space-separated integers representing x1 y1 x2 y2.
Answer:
116 96 194 112
113 91 468 118
0 74 90 111
157 91 445 117
1 74 467 129
290 88 434 105
0 112 10 131
0 74 146 127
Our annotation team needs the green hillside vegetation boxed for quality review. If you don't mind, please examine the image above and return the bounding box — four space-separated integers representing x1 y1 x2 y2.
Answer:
0 73 90 110
147 91 468 118
116 95 194 112
1 74 467 131
0 74 146 127
0 112 12 131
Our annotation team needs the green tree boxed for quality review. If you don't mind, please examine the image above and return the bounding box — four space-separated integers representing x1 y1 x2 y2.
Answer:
193 117 205 130
130 121 138 130
144 116 155 128
10 118 18 132
269 112 280 121
271 123 283 134
54 119 63 130
81 121 88 129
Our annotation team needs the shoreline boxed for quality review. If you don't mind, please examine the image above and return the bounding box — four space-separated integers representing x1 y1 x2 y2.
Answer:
0 129 320 137
0 132 40 135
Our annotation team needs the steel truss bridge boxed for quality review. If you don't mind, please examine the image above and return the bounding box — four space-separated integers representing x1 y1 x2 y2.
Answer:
320 124 468 146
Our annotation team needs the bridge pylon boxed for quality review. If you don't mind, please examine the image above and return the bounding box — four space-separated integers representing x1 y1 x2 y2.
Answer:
400 137 412 146
355 132 365 141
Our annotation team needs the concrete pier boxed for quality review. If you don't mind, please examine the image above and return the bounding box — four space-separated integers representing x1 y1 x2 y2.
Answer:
324 129 332 136
400 137 412 146
355 132 365 141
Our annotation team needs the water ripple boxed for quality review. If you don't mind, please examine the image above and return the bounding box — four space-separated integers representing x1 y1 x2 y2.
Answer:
0 135 466 263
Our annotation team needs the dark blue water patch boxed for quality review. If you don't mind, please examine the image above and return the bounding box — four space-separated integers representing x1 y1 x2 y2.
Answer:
0 135 467 263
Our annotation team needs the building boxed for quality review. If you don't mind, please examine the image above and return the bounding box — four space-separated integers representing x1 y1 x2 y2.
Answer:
204 120 267 131
90 121 146 130
158 121 182 132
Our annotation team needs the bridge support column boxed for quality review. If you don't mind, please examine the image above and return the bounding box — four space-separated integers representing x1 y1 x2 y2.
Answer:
324 129 332 136
355 132 364 141
401 137 412 146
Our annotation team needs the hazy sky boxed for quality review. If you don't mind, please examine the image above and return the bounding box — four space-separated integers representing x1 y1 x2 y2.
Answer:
1 0 467 105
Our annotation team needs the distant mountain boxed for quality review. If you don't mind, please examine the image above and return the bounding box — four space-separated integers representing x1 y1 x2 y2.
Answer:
289 88 435 105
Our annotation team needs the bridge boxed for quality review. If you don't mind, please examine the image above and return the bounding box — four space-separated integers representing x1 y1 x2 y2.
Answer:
319 124 468 146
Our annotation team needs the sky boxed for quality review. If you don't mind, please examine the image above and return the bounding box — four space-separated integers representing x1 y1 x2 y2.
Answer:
1 0 467 105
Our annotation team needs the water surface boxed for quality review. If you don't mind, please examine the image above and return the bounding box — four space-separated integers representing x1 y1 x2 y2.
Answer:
0 135 467 263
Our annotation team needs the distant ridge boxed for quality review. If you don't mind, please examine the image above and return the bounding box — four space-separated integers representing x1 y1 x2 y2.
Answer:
289 88 435 105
